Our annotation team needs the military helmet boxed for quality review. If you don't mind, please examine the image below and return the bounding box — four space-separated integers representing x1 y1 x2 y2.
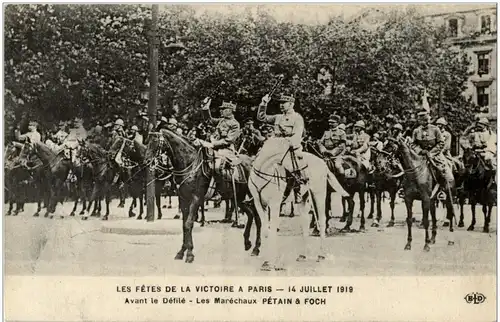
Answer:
338 124 346 131
131 125 139 131
435 117 447 126
115 119 124 126
373 133 380 139
160 116 168 123
354 120 365 129
477 118 489 126
328 115 341 123
393 123 403 131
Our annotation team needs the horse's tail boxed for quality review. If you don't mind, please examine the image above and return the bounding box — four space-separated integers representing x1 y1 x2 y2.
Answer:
326 169 349 197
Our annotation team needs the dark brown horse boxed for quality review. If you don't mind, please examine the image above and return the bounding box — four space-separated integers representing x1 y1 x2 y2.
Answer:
390 138 456 251
370 147 402 227
146 130 261 263
20 141 72 218
461 148 496 233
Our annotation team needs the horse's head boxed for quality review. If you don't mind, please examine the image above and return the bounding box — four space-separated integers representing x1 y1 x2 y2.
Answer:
462 148 483 171
146 132 167 160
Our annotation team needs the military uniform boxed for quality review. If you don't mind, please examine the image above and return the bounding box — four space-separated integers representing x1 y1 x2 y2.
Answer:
412 113 454 192
468 119 497 170
202 101 241 150
349 121 371 170
319 117 347 157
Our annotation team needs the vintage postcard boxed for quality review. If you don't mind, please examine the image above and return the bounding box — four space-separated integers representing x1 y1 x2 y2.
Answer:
3 2 497 321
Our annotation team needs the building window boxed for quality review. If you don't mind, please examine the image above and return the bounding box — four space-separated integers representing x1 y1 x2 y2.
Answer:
478 53 490 75
481 15 491 34
477 86 489 107
448 18 458 37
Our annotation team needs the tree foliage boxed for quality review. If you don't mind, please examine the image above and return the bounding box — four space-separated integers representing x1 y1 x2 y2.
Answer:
4 4 476 136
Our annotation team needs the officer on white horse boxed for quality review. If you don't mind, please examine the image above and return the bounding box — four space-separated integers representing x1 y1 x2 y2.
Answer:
256 93 308 202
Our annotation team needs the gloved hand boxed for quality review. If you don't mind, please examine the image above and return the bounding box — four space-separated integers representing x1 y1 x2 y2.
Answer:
201 97 211 110
261 94 271 105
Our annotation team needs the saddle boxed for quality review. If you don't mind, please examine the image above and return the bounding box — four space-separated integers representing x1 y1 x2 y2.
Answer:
203 147 247 184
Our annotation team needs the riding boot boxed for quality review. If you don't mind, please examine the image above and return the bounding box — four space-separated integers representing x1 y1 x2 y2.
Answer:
292 170 309 203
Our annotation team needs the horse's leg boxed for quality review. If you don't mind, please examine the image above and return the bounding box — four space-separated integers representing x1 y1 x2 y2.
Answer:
404 197 414 250
372 190 382 227
467 197 477 231
359 189 366 231
482 203 490 233
457 191 465 227
340 196 348 222
70 196 78 216
156 182 163 220
129 195 136 218
241 202 253 251
138 192 144 220
7 200 13 216
421 196 431 251
184 195 203 263
168 195 172 209
102 188 111 221
367 189 375 219
387 189 396 227
341 196 355 232
174 196 188 261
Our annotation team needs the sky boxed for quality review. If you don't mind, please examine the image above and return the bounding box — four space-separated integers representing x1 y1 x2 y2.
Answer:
163 3 496 25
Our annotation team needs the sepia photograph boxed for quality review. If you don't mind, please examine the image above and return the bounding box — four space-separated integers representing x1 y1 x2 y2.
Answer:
3 2 497 321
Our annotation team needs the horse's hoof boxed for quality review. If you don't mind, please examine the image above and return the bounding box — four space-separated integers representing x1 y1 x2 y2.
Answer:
317 255 326 262
79 211 85 215
6 212 11 216
137 216 142 220
367 214 373 219
340 226 351 233
386 221 395 228
371 222 379 228
237 224 245 229
251 249 260 257
356 214 360 218
443 222 450 227
448 241 455 246
311 229 320 237
339 217 347 223
174 253 184 260
81 216 89 221
70 212 75 217
430 238 436 244
359 226 366 232
458 221 464 228
200 222 205 227
467 225 474 231
483 227 489 233
49 215 54 219
296 255 306 262
174 215 180 219
33 213 39 217
423 244 430 252
167 205 172 209
221 218 232 223
185 254 194 263
59 216 64 219
157 215 162 220
244 241 252 251
231 222 238 228
404 244 411 250
44 213 49 218
102 216 108 221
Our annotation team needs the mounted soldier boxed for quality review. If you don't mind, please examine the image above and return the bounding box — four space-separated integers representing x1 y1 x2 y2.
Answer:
256 93 309 202
129 125 143 145
347 120 372 173
412 110 455 202
15 121 42 145
369 132 384 151
199 98 241 169
435 117 464 173
239 119 265 155
463 118 497 171
318 115 347 157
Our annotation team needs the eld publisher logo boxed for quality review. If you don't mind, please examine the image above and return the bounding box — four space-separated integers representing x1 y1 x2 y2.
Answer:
464 292 486 304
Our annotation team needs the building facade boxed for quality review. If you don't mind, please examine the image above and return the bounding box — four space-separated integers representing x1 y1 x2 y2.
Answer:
423 6 497 128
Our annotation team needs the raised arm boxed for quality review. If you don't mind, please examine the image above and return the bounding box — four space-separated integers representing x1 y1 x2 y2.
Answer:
201 97 220 125
256 94 277 124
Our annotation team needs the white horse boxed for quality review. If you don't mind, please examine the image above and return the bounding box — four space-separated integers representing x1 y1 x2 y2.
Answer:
248 137 346 271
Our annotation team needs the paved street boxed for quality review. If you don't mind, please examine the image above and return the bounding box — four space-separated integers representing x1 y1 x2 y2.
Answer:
4 195 496 276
